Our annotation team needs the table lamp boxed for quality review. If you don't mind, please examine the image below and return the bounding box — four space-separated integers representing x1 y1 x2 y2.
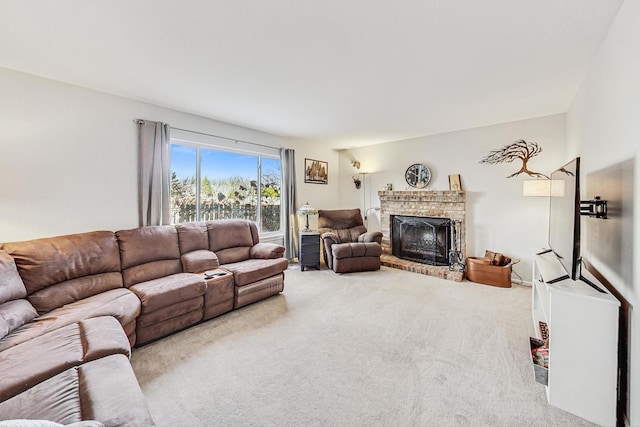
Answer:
297 202 318 232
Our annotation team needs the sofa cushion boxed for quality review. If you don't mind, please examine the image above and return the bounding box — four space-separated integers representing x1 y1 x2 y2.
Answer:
116 226 182 287
1 232 122 297
117 226 181 269
249 243 285 259
317 208 365 230
77 355 154 425
323 226 368 244
0 420 104 427
0 250 27 304
121 259 183 289
0 249 37 339
0 317 130 402
28 272 124 315
129 273 206 313
332 256 381 274
176 221 209 253
223 258 289 287
0 299 37 340
181 250 219 273
214 247 251 265
0 288 140 352
0 368 83 424
207 220 258 264
0 355 154 426
1 232 124 314
332 242 382 259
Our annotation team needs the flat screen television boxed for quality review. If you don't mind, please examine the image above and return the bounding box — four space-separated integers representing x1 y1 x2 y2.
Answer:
547 157 581 281
546 157 605 293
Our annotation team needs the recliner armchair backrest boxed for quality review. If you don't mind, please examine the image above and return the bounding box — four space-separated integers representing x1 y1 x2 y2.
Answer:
175 221 219 273
207 219 259 264
176 221 209 253
116 225 182 287
318 209 368 243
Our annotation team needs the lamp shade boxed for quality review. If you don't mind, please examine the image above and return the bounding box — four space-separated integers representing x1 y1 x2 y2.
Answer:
523 180 551 197
297 202 318 216
523 179 566 197
297 202 318 232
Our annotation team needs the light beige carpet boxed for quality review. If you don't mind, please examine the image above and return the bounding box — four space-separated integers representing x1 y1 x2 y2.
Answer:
130 265 595 426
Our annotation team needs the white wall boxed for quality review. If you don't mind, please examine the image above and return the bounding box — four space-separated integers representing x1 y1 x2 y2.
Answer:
0 67 309 241
291 141 341 232
566 0 640 423
338 114 567 282
0 68 566 283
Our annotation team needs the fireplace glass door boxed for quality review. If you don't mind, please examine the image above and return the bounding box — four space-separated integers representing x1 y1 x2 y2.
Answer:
391 215 451 266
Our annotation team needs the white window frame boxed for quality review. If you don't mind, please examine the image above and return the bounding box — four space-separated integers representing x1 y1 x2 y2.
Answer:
170 130 283 239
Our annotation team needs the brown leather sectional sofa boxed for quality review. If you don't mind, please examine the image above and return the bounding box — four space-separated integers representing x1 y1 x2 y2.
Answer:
0 219 288 426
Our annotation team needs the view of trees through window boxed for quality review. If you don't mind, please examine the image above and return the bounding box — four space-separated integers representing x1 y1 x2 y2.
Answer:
170 144 282 233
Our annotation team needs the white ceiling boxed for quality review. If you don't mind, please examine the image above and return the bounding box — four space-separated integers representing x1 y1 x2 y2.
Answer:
0 1 624 148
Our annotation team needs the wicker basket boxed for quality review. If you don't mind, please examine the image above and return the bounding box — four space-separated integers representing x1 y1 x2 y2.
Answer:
465 256 512 288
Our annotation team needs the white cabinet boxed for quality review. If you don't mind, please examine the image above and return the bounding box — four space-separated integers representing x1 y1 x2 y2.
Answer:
531 250 620 427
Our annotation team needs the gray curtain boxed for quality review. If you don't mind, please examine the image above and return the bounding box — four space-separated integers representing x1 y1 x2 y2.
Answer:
281 148 299 260
138 120 171 226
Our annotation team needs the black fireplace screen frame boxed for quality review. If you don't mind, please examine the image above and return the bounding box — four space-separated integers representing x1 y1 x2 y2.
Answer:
391 215 452 266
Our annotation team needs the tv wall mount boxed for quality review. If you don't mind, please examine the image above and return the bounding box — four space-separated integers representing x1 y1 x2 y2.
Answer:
580 196 608 219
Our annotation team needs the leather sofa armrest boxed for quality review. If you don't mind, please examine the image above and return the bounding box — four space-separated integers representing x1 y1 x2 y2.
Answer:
358 231 383 244
320 232 341 269
181 249 219 273
250 242 285 259
320 232 340 245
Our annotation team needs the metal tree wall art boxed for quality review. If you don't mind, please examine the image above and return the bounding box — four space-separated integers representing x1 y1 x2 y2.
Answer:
480 139 549 178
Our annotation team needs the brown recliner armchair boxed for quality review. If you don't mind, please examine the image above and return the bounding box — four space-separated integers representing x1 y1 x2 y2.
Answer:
318 208 383 273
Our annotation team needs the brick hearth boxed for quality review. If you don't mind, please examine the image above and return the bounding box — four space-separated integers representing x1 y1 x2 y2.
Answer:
378 190 466 282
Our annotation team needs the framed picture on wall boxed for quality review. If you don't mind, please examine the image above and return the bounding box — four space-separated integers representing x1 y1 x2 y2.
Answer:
304 158 328 184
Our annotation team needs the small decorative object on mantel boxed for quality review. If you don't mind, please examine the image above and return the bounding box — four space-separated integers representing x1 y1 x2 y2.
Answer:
480 139 549 179
405 163 431 188
448 174 462 191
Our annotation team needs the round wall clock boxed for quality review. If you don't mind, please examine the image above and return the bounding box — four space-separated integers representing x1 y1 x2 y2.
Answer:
405 163 431 188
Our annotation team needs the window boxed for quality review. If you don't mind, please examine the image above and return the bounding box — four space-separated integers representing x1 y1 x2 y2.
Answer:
169 135 282 235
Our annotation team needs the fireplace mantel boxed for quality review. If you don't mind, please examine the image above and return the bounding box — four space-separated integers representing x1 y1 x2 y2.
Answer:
378 190 466 281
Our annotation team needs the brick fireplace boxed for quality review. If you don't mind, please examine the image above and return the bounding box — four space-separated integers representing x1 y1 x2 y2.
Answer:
378 190 466 281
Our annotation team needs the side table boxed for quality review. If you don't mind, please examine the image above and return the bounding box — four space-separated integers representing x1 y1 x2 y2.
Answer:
299 231 320 271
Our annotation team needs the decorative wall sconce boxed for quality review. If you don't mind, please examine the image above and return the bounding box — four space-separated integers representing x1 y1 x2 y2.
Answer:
353 175 362 189
580 196 608 219
351 160 361 170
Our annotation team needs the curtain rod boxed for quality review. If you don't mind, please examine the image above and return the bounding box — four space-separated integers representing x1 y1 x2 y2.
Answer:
134 119 281 150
